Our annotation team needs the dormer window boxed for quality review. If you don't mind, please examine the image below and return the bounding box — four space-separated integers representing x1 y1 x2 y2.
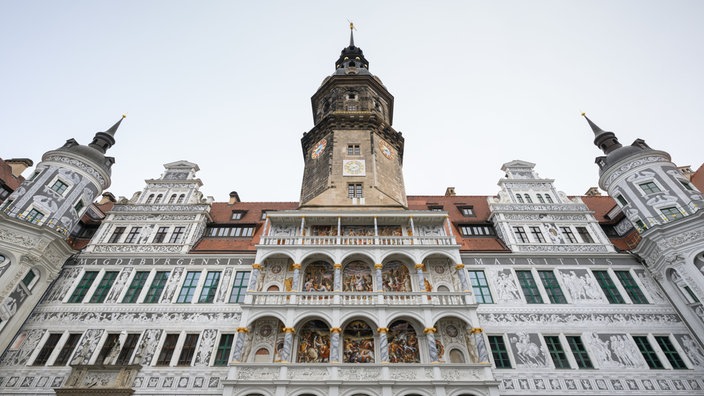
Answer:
231 211 246 220
458 206 474 217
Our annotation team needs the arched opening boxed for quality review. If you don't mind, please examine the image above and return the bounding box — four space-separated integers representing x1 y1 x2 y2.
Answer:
437 285 450 292
145 194 155 204
154 194 163 204
536 193 545 203
302 261 333 292
382 261 412 292
388 320 420 363
254 348 271 363
296 319 330 363
177 194 185 204
515 194 524 203
247 317 285 363
524 194 533 203
168 194 177 204
449 348 465 363
267 285 279 292
343 261 373 292
343 320 375 363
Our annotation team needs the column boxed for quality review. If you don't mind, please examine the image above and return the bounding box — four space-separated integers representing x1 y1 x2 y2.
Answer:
378 327 389 363
247 263 261 291
471 327 489 363
330 327 341 363
425 327 439 363
409 217 417 244
280 327 296 363
455 263 470 292
231 327 249 362
375 263 384 292
291 264 302 291
416 263 427 291
333 263 342 291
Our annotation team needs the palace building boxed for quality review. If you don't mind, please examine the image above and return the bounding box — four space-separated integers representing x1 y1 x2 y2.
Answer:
1 28 703 396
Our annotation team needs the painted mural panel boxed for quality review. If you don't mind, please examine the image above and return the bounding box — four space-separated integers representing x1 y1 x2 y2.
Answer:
387 320 419 363
296 320 330 363
586 333 646 368
343 261 373 292
382 261 412 292
302 262 333 292
343 320 375 363
508 332 548 368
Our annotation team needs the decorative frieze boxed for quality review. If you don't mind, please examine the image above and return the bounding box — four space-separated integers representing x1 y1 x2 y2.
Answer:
479 312 681 326
111 204 210 213
26 310 241 326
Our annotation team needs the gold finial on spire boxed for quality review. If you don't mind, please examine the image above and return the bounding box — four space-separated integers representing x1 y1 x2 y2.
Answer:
580 112 586 117
122 113 127 119
350 21 354 30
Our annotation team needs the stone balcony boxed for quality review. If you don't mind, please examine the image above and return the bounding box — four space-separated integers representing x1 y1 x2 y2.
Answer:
259 235 457 246
246 291 473 307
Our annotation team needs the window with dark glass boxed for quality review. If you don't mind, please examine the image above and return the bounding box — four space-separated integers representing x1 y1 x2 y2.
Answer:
683 286 700 303
89 271 118 303
122 271 149 303
116 334 141 365
198 271 221 303
639 181 661 194
73 200 84 213
459 225 495 237
206 226 255 237
544 336 570 368
488 335 512 368
566 336 593 368
177 271 201 303
513 226 529 243
633 336 664 369
560 227 577 243
529 226 545 243
26 208 45 223
347 144 361 155
145 194 154 204
21 270 36 288
635 219 647 231
655 336 687 369
538 271 567 303
616 194 628 206
156 334 179 366
154 194 163 203
108 226 125 243
576 226 594 243
144 271 169 303
214 334 234 366
231 211 246 220
124 227 142 243
168 194 177 204
68 271 98 303
347 183 363 198
593 270 625 303
178 334 200 365
468 270 493 303
516 270 543 303
50 179 69 195
661 206 684 220
458 206 475 217
177 194 186 203
229 271 251 303
152 226 169 243
679 180 695 191
53 333 81 366
169 226 185 243
615 271 649 304
33 334 62 365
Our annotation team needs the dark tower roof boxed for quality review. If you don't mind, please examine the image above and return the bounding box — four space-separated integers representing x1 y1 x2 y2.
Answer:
583 113 653 175
334 23 370 75
89 115 125 154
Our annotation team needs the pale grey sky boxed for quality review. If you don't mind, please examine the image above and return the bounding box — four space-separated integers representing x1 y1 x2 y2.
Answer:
1 1 702 202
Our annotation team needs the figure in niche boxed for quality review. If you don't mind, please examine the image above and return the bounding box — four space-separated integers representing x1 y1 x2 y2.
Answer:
343 320 375 363
302 261 333 292
387 320 420 363
382 261 412 292
296 320 330 363
435 338 446 362
343 261 373 292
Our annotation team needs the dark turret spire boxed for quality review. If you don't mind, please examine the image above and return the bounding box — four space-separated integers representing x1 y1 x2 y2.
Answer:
582 113 622 155
89 115 125 154
335 23 370 74
349 21 355 47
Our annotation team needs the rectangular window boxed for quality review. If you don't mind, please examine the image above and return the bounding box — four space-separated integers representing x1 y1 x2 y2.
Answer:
231 211 246 220
97 333 120 364
32 334 62 365
459 225 496 237
347 183 363 198
615 271 649 304
53 333 81 366
529 226 545 243
198 271 222 303
124 227 142 243
156 334 179 366
488 335 512 368
684 286 700 303
458 206 475 216
655 336 687 369
513 226 529 243
214 334 234 366
153 227 168 243
560 227 577 243
68 271 98 303
680 180 695 191
144 271 170 303
428 205 444 211
73 200 84 213
26 208 45 223
516 270 543 304
576 226 594 243
633 336 664 369
639 181 661 194
544 336 570 369
566 336 593 369
347 144 361 155
538 271 567 303
115 334 141 365
661 206 684 220
178 334 200 366
635 219 647 232
169 226 185 243
593 270 625 303
176 271 201 303
89 271 118 303
122 271 149 303
229 271 251 303
468 270 493 303
108 226 125 243
21 270 36 287
616 194 628 206
50 179 69 195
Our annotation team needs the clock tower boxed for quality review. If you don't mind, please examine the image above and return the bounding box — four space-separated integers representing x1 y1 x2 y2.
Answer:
300 26 407 209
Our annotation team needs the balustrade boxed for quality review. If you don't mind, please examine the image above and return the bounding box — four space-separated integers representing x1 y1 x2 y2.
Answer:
248 291 468 306
260 235 455 246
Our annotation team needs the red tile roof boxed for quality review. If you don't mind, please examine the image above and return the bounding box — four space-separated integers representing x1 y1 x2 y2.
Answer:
692 164 704 191
0 158 25 192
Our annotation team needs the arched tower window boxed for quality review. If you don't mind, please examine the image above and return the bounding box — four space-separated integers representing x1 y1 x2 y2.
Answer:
146 194 155 204
545 194 554 203
536 194 545 203
168 194 177 204
177 194 186 204
524 194 533 203
154 194 163 204
515 194 524 203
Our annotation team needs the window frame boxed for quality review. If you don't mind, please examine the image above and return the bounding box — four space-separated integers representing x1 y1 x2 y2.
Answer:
347 183 363 199
347 144 361 155
50 179 70 195
468 270 493 303
593 270 625 304
153 226 169 243
639 181 661 195
229 271 251 303
168 226 186 243
214 333 234 366
513 226 529 243
68 271 99 303
52 333 81 366
654 336 687 369
89 271 119 303
122 271 149 303
176 271 202 303
198 271 222 303
177 334 200 366
115 333 141 365
32 333 62 366
516 270 543 304
538 270 567 303
633 336 664 369
458 206 475 217
108 226 126 243
156 334 179 366
660 206 684 220
575 226 594 243
560 226 577 243
544 335 570 369
488 335 512 368
614 270 649 304
124 227 142 244
144 271 170 303
566 335 594 369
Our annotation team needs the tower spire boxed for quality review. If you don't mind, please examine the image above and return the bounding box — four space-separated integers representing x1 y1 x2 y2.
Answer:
582 112 622 155
89 114 125 153
349 21 355 47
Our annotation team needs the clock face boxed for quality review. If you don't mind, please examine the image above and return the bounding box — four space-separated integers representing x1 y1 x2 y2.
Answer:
343 160 366 176
379 141 394 159
311 139 327 159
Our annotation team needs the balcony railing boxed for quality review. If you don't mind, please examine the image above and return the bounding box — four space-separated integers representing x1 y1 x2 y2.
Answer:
247 291 470 306
259 235 456 246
